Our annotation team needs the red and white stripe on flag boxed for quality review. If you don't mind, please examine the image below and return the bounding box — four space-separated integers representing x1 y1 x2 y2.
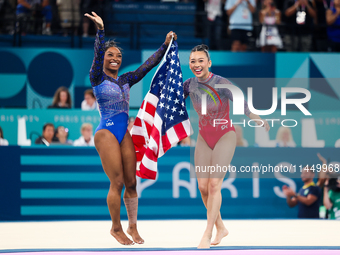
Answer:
131 92 192 180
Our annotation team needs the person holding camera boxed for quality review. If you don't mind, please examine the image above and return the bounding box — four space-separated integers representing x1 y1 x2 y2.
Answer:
225 0 256 52
284 0 316 51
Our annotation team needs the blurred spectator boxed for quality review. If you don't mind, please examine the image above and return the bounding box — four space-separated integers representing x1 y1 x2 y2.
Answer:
195 0 206 38
0 126 9 146
0 0 15 34
57 0 80 36
283 166 321 218
81 0 104 37
326 0 340 52
225 0 256 52
16 0 53 35
35 123 54 145
317 152 340 219
276 126 296 147
81 88 98 110
324 177 340 219
258 0 283 52
127 116 135 132
204 0 226 50
0 0 4 14
312 0 328 51
234 125 248 147
52 126 73 145
284 0 317 51
73 123 95 146
48 86 72 108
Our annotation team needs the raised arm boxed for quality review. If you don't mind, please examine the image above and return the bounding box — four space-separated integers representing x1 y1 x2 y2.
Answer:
226 0 242 16
126 31 178 87
85 12 105 86
246 0 256 14
285 0 299 17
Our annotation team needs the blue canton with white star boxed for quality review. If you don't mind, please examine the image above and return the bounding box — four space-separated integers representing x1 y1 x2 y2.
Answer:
150 41 188 136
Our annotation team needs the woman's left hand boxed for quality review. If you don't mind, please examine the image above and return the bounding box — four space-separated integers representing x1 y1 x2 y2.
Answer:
165 31 177 46
255 119 270 132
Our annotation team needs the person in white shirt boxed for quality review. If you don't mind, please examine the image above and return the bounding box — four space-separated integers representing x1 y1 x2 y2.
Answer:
73 123 95 146
81 88 98 110
225 0 256 51
0 126 9 146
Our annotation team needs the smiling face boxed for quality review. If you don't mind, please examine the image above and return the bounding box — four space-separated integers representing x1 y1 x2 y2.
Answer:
104 47 122 73
189 51 211 81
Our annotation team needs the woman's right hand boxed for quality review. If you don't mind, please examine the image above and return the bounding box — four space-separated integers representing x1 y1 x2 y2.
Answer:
84 12 104 30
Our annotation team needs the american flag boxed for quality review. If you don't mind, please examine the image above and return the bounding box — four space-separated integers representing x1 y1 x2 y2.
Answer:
131 40 192 180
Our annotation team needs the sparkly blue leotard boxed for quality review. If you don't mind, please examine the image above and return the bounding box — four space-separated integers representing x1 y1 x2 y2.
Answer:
90 29 167 143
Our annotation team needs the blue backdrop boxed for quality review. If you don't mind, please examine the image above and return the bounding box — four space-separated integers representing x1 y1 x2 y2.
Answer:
1 146 339 221
1 48 340 110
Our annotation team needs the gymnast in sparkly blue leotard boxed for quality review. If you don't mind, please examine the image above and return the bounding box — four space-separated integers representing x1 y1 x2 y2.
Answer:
90 28 168 143
85 11 177 246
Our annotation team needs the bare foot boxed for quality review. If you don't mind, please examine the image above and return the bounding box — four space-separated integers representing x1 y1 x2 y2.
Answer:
110 228 134 245
211 228 229 245
127 224 144 244
197 232 211 249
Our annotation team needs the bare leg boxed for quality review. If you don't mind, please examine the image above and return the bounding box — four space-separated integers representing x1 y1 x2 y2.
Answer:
195 134 227 246
197 132 236 248
210 131 236 245
120 132 144 244
197 178 224 249
94 130 133 245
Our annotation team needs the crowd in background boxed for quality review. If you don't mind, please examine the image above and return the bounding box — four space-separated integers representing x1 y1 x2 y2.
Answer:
0 0 339 51
202 0 340 52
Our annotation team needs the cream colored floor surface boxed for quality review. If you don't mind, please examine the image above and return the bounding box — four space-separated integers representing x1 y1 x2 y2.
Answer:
0 220 339 250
